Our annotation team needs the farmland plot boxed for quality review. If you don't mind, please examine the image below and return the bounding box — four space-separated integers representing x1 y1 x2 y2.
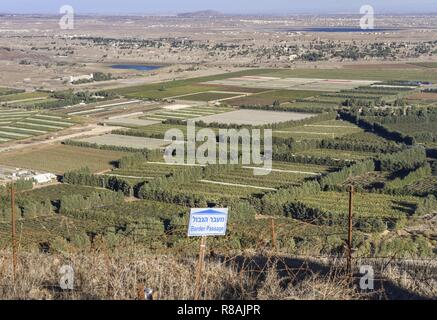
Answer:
294 148 376 161
75 134 174 150
204 76 377 92
104 118 160 127
203 166 321 189
0 109 75 144
141 105 234 122
298 191 420 220
176 91 242 102
273 119 362 140
226 89 327 106
258 68 437 82
0 145 127 174
195 109 315 126
108 162 192 180
0 91 49 103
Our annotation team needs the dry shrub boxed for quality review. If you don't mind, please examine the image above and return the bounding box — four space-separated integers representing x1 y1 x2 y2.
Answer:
0 248 434 300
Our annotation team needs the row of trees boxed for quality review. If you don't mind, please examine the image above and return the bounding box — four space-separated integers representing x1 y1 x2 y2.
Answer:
340 111 416 145
377 146 427 172
63 167 134 196
369 107 437 125
63 140 160 158
0 196 53 222
16 90 116 110
163 111 338 130
60 191 124 215
384 164 432 193
319 139 404 154
239 104 337 114
0 179 33 197
415 195 437 217
283 201 388 233
273 144 352 167
319 160 375 191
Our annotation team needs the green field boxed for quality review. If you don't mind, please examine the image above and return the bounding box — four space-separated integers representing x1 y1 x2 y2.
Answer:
203 166 320 189
273 119 363 140
258 68 437 82
0 87 24 96
141 105 234 122
226 90 326 106
0 91 49 102
21 184 113 202
112 69 276 99
298 191 420 220
0 145 127 174
0 65 434 263
384 120 437 144
295 148 376 161
177 91 240 101
336 131 396 144
407 62 437 69
0 109 75 144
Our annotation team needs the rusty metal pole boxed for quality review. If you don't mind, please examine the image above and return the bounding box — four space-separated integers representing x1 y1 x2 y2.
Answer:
347 185 354 276
271 218 276 253
194 236 207 300
10 182 17 282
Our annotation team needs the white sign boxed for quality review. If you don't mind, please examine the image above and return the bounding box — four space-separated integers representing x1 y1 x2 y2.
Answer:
188 208 228 237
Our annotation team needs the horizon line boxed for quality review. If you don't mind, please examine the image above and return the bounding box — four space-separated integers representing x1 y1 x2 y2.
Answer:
1 11 437 16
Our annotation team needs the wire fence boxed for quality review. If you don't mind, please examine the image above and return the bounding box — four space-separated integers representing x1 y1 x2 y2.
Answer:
0 213 435 300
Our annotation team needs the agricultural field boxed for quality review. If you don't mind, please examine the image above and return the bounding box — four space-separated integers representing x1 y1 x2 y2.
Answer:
108 160 333 199
298 191 420 221
407 62 437 69
204 75 377 92
141 104 234 122
1 10 437 302
103 118 160 127
0 87 24 96
108 162 188 180
111 69 276 99
406 92 437 103
294 148 376 161
202 165 322 189
0 198 187 246
64 99 146 117
195 109 315 126
336 131 398 145
0 108 75 144
0 145 127 174
172 180 262 199
21 184 112 203
384 120 437 145
75 134 173 150
176 91 242 102
402 176 437 196
273 119 362 140
112 117 369 147
276 101 339 113
258 68 437 82
0 91 49 103
226 89 326 106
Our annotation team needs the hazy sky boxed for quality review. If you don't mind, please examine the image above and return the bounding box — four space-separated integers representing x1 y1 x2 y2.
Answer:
0 0 436 15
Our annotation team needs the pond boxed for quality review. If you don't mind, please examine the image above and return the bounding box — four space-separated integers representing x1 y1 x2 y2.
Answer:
110 64 162 71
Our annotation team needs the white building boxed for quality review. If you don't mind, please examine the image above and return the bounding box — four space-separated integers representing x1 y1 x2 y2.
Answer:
69 74 94 83
31 173 57 184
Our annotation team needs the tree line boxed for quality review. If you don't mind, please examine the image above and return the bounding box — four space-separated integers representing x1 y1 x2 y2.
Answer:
339 110 416 145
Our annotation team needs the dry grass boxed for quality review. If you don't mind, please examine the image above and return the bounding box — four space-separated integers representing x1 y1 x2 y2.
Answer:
0 245 434 300
0 247 360 300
